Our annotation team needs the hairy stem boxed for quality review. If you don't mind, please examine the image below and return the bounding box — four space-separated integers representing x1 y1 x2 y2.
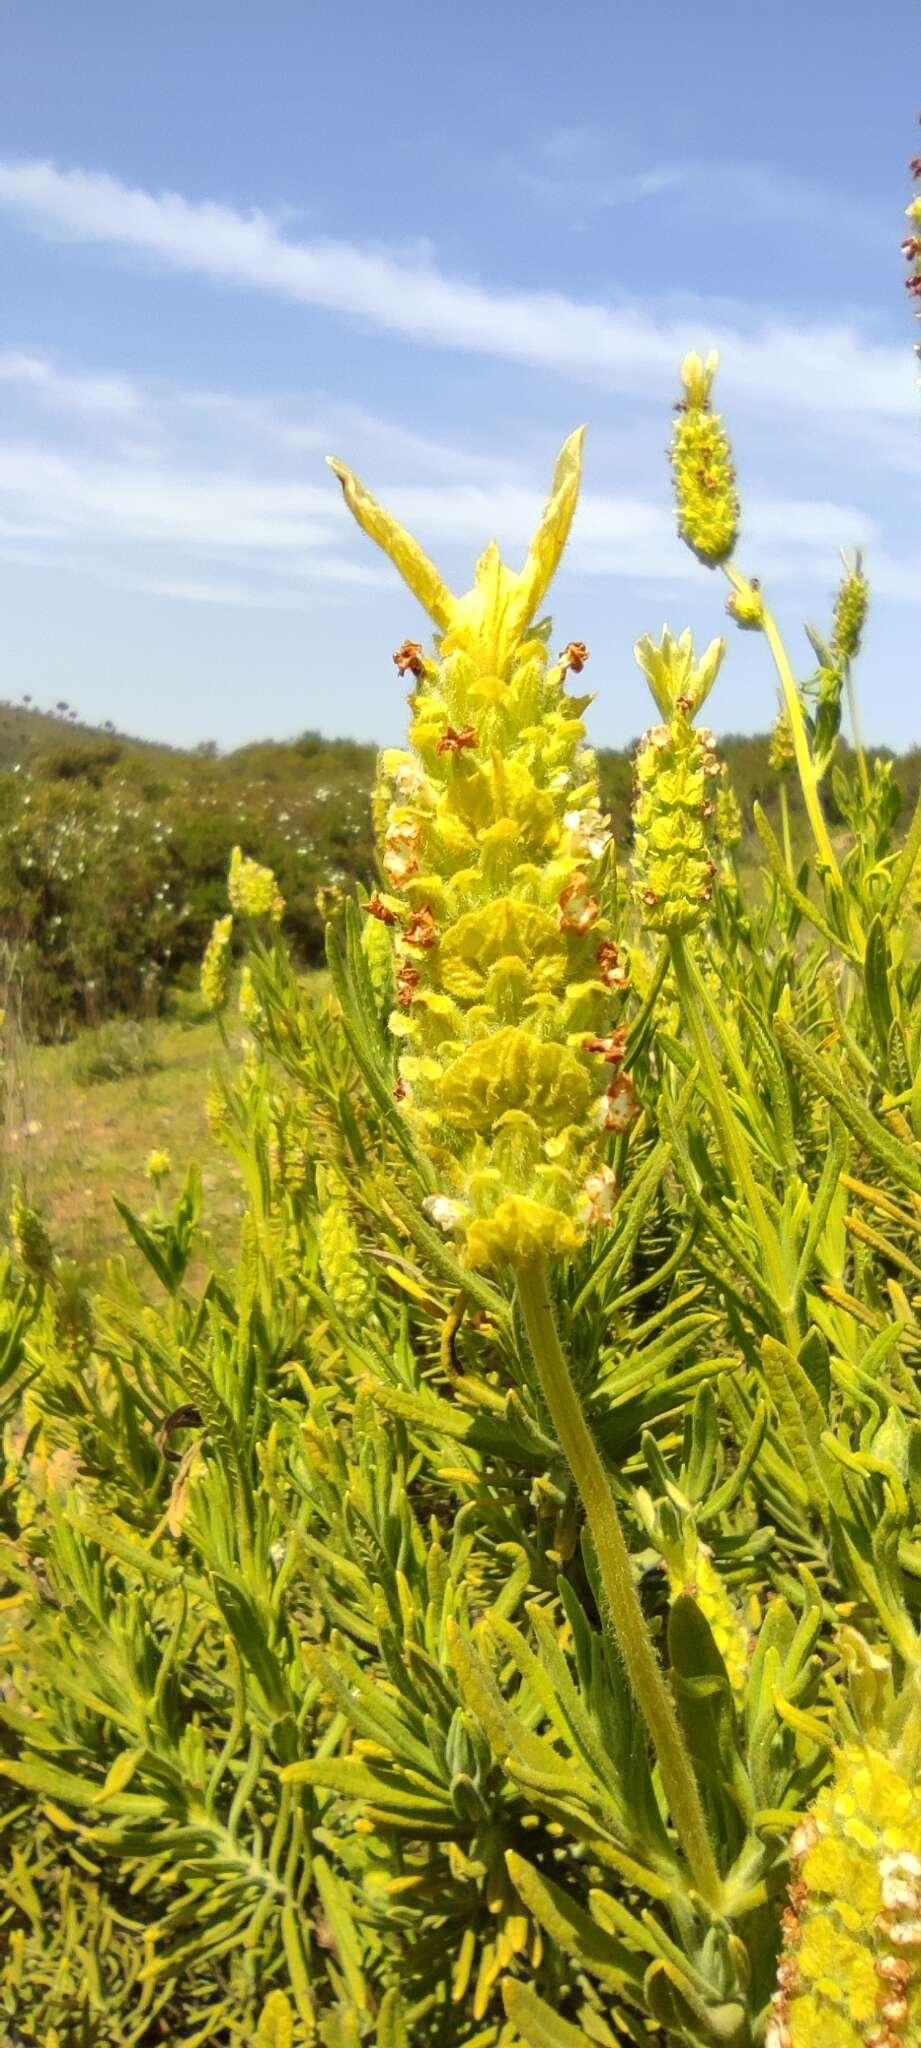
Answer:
516 1258 722 1908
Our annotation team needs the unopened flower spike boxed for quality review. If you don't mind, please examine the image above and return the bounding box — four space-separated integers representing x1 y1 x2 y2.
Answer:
670 349 740 566
228 846 285 924
329 429 633 1271
830 550 869 669
632 629 724 932
726 573 765 631
769 703 797 776
201 913 234 1013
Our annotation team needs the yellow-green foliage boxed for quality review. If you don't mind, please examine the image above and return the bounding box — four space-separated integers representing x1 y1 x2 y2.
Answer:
1 310 920 2048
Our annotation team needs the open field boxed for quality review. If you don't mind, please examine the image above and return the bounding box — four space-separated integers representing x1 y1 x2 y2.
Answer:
1 1007 244 1280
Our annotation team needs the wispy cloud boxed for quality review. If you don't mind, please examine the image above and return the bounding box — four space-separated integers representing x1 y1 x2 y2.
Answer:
0 349 145 421
518 154 887 244
0 158 913 423
129 573 309 608
0 421 878 602
0 440 334 550
518 163 690 215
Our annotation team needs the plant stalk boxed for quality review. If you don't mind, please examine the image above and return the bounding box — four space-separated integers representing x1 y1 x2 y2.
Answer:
725 567 841 889
844 666 872 805
516 1257 722 1909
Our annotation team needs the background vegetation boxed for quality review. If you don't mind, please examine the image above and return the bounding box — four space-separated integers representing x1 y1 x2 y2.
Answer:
0 695 917 1040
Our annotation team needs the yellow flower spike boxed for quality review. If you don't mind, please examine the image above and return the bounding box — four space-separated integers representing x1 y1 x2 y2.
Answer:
228 846 285 923
767 1738 921 2047
331 427 629 1270
830 552 869 668
671 348 740 567
201 913 234 1012
632 631 724 932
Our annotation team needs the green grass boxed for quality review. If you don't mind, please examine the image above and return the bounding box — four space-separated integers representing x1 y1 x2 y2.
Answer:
2 1009 243 1283
2 974 328 1291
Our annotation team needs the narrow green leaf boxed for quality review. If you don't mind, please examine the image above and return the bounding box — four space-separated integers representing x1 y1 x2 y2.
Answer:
502 1980 595 2047
505 1851 644 1991
774 1014 921 1197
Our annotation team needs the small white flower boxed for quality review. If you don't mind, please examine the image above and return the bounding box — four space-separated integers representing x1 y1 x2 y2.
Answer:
581 1166 618 1226
422 1194 465 1234
564 806 612 861
392 761 435 804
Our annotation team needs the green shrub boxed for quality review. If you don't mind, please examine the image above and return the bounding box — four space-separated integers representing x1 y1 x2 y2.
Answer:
67 1018 165 1087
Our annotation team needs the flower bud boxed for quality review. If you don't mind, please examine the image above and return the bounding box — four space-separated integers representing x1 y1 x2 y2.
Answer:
830 552 869 668
206 1083 230 1141
632 704 721 933
726 575 765 631
670 351 740 566
200 914 234 1013
769 705 797 777
715 769 743 850
661 1524 750 1697
10 1191 53 1279
228 846 285 923
317 1167 373 1317
634 627 725 719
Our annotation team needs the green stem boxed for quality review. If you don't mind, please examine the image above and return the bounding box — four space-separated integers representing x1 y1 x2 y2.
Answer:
516 1259 722 1910
844 666 871 805
761 608 840 884
669 934 799 1352
725 567 840 888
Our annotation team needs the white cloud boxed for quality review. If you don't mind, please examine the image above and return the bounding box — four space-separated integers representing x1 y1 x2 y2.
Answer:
519 155 886 244
0 349 145 421
0 428 875 604
859 550 921 604
182 386 511 482
0 158 913 422
0 440 335 550
519 163 690 212
130 573 308 609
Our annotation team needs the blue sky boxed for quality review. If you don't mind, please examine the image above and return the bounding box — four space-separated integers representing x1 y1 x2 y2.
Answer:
0 0 919 752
